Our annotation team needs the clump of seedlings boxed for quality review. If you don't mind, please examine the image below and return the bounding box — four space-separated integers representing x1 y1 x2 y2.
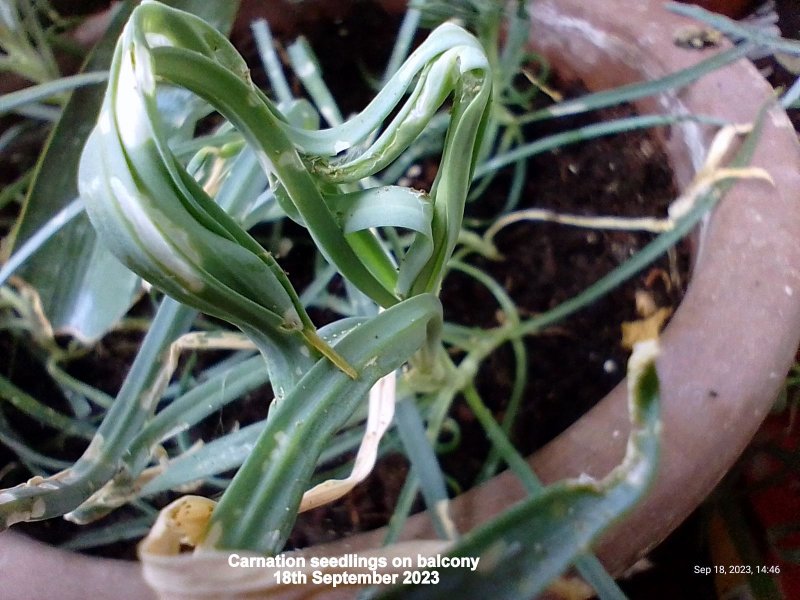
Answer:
0 0 788 597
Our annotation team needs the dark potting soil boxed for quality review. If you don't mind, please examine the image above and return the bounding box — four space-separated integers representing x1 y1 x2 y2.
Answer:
436 98 685 488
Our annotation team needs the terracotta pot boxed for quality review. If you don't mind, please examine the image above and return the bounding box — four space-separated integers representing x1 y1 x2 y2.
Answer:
523 0 800 575
0 530 155 599
3 0 799 597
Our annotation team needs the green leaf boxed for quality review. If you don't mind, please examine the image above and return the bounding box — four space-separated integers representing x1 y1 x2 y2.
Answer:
206 294 443 553
381 342 661 599
324 186 434 296
5 2 138 343
0 72 108 117
77 16 349 391
0 298 197 529
0 374 95 440
5 1 241 343
164 0 239 31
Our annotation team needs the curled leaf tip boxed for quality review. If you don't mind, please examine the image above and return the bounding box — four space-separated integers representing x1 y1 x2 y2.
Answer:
139 495 217 557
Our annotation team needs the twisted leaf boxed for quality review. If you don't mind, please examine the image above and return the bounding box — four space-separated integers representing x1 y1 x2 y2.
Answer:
78 2 355 391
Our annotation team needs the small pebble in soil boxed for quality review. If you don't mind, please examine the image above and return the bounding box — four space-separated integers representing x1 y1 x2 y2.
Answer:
603 359 618 374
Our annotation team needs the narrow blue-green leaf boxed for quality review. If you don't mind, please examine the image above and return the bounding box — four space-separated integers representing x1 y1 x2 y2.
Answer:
0 298 196 528
252 19 293 105
381 351 660 599
0 374 95 440
475 113 726 179
213 146 269 222
0 198 84 288
11 102 60 121
140 422 261 496
6 3 138 342
0 72 108 117
383 7 422 82
59 515 154 551
208 294 443 553
519 44 751 124
395 397 454 540
287 36 343 126
142 417 385 501
782 76 800 109
666 2 800 55
6 1 240 343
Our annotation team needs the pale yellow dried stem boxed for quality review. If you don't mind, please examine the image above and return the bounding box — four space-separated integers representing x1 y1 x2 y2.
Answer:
483 122 773 253
298 369 396 512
